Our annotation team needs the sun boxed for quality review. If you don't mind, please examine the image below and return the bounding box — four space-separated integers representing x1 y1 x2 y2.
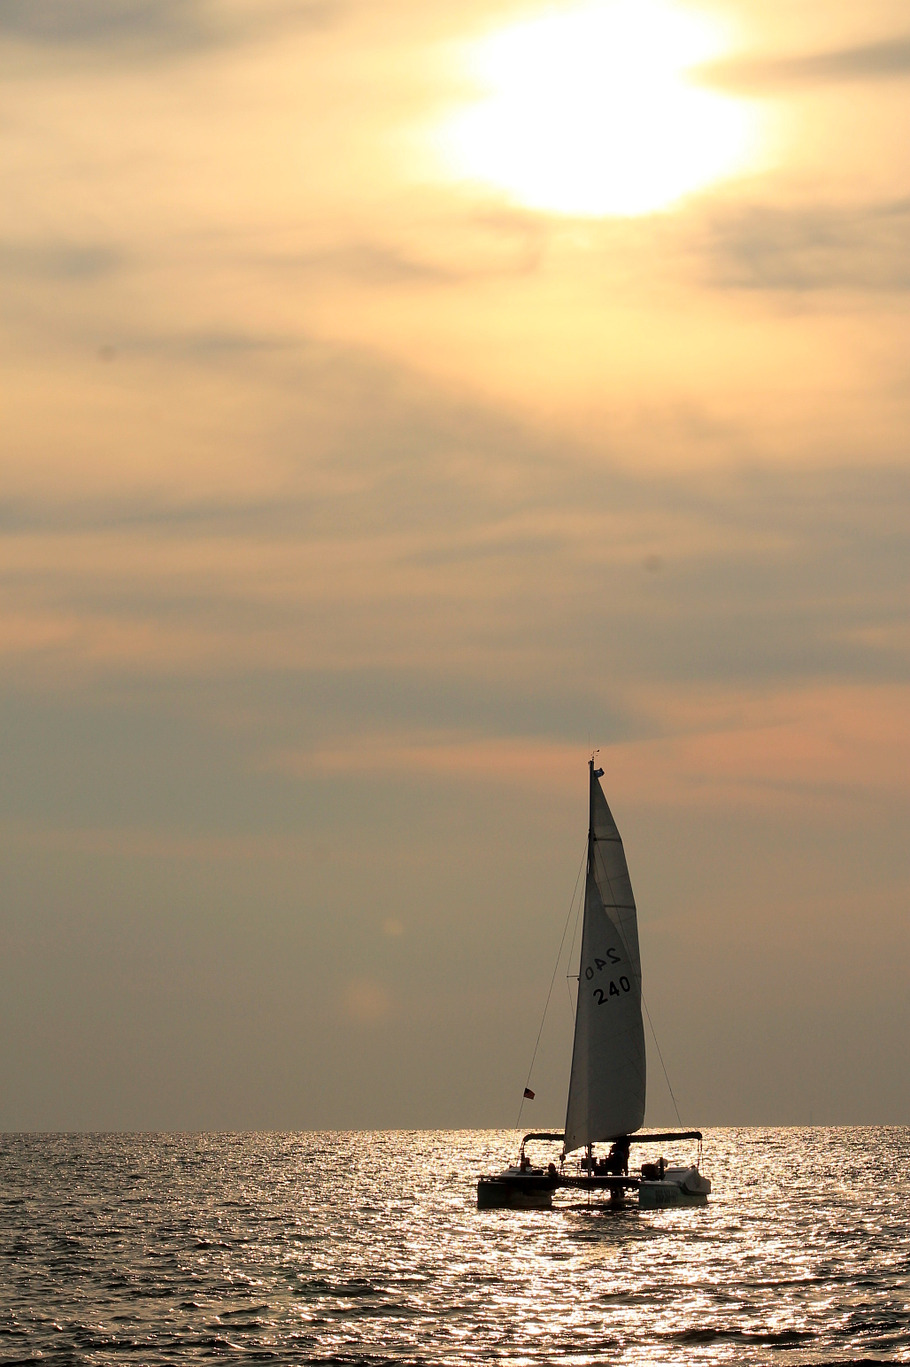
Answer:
437 0 760 217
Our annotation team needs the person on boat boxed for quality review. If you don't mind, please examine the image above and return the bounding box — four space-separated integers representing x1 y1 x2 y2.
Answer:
519 1154 531 1173
607 1138 630 1176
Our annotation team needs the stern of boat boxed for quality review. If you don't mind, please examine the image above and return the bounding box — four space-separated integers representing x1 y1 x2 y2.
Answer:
638 1165 710 1208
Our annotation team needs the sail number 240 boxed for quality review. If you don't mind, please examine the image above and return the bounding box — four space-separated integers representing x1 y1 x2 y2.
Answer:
585 950 631 1005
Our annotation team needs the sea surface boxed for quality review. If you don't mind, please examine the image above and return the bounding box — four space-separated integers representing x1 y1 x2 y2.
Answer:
0 1128 907 1366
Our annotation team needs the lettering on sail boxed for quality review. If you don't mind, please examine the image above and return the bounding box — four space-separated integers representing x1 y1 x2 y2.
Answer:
584 947 631 1005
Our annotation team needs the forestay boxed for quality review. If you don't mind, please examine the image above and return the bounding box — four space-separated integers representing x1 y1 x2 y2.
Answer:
563 764 646 1153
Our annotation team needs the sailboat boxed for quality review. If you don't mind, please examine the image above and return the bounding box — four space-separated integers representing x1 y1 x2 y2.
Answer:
477 759 710 1210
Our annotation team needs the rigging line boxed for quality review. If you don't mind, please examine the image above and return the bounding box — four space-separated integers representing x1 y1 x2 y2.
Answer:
562 891 584 1027
563 875 582 1023
564 851 586 1019
516 837 587 1130
564 892 584 1026
641 992 683 1127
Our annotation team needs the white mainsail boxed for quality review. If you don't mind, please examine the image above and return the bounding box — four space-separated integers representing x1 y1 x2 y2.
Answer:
563 763 646 1153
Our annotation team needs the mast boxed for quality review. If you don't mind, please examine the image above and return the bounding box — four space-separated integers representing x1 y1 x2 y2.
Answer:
587 755 596 878
583 756 596 1178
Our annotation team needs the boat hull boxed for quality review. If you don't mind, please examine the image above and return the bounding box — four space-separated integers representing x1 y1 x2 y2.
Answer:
477 1174 558 1209
477 1162 709 1210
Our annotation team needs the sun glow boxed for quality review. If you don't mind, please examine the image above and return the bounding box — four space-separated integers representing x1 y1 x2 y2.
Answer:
439 0 760 216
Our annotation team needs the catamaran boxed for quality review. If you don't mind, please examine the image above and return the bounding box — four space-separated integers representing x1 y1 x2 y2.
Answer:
477 759 710 1210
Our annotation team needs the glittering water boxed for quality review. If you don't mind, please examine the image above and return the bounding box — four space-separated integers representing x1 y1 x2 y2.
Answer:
1 1129 907 1365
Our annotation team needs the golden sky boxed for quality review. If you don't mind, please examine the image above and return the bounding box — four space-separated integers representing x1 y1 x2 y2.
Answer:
1 0 908 1129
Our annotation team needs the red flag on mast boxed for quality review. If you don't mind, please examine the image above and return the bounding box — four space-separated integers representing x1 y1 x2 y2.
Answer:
523 1087 535 1100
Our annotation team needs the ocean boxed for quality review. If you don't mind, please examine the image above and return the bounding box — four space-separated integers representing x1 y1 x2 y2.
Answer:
1 1128 907 1365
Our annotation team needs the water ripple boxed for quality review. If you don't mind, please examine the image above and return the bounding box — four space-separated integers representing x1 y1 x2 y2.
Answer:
0 1129 907 1365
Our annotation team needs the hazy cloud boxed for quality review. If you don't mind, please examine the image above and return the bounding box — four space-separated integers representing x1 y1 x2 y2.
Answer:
0 0 215 51
271 244 463 287
700 32 910 91
706 200 910 292
0 241 122 281
266 232 545 287
0 0 340 58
